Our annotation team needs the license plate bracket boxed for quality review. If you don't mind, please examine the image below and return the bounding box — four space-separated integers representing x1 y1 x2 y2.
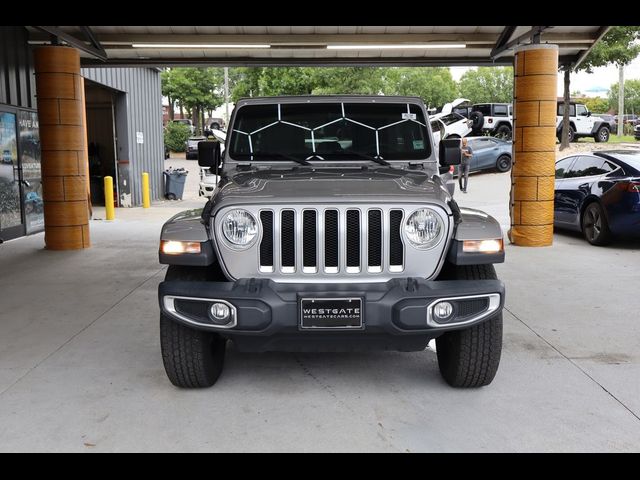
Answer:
299 297 363 330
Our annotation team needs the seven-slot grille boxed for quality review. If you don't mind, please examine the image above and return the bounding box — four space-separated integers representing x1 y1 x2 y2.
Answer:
259 208 405 274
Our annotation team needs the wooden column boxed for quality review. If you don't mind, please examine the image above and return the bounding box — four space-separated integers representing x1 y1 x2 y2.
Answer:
34 46 90 250
509 44 558 247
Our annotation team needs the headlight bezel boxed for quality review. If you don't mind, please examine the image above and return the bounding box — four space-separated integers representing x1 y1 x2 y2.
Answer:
403 207 445 250
220 208 259 250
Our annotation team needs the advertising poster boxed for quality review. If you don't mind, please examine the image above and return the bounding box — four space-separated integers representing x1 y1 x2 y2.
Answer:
0 111 20 231
18 111 43 234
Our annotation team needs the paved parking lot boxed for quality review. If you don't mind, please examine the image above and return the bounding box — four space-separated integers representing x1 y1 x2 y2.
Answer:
0 167 639 452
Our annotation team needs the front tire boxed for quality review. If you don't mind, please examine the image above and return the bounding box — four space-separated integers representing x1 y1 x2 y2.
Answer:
436 264 503 388
160 265 227 388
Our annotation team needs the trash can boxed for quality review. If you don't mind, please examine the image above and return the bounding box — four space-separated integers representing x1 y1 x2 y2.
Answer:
163 167 188 200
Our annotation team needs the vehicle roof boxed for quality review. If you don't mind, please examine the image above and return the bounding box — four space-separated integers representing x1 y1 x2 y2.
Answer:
235 94 426 105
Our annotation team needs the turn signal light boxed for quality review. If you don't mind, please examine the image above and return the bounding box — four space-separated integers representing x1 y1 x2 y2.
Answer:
160 240 201 255
463 238 504 253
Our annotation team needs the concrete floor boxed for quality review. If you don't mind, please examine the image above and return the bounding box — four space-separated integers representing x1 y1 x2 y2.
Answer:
0 167 639 452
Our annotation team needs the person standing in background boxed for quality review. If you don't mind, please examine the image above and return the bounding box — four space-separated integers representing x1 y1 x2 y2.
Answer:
459 137 473 193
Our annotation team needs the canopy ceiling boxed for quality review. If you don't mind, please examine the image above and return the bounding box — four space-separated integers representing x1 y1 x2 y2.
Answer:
26 26 609 69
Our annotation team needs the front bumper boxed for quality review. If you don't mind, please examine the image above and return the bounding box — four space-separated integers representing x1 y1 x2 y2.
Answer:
158 278 505 352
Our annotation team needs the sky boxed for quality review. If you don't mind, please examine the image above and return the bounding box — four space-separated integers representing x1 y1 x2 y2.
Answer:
450 55 640 98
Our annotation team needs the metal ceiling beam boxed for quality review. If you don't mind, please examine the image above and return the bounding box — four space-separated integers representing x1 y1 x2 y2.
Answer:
79 26 107 58
490 26 552 59
572 26 610 70
79 56 525 68
32 26 108 61
493 26 517 52
27 32 500 45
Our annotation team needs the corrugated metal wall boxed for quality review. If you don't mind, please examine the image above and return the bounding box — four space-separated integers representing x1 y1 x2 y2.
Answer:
81 67 164 205
0 27 37 110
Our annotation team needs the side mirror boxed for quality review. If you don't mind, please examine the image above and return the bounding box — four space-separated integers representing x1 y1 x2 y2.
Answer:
198 140 221 169
586 111 592 117
439 138 462 166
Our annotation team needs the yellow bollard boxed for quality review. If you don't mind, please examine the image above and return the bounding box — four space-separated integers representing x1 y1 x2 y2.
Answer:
142 172 151 209
104 176 115 221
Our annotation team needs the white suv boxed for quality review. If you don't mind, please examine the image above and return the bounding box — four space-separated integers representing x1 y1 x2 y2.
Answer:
469 103 513 139
556 102 610 143
429 112 472 139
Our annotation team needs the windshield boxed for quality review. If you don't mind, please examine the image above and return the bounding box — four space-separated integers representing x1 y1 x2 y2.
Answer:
228 102 431 162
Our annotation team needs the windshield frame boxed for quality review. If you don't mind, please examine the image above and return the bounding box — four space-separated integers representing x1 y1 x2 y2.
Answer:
223 96 435 171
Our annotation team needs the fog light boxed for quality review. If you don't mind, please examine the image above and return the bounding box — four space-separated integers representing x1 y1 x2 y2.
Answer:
433 301 454 322
462 238 503 253
210 303 230 322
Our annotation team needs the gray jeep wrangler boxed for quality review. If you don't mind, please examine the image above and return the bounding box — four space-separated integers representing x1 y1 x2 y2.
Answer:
158 95 506 389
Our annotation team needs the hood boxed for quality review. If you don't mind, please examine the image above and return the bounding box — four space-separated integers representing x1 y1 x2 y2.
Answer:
441 98 471 115
210 167 452 213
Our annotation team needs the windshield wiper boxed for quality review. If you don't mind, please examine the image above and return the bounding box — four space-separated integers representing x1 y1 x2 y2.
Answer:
248 152 311 166
340 150 391 167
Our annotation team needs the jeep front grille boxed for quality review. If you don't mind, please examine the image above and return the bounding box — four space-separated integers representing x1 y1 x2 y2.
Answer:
215 204 451 283
258 207 407 275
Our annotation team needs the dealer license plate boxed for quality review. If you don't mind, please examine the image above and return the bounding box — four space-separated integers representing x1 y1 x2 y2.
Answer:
299 298 363 329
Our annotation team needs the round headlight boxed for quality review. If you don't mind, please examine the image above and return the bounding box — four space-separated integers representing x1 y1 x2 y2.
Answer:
222 209 258 247
404 208 443 249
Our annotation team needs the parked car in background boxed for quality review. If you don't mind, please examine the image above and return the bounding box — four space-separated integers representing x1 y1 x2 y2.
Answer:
185 136 206 160
208 117 226 131
614 114 639 126
171 119 195 134
635 123 640 140
429 112 472 139
556 101 610 143
594 114 617 133
554 150 640 245
469 103 513 140
465 136 513 173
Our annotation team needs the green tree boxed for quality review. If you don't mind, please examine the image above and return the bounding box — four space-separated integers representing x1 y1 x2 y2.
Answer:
161 68 224 134
257 67 316 96
577 26 640 73
311 67 387 95
383 67 457 108
163 122 191 152
458 67 513 103
228 67 263 102
608 79 640 114
583 97 610 114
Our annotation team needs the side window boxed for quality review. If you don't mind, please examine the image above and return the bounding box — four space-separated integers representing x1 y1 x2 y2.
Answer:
576 104 588 116
493 105 508 116
555 157 576 179
557 104 576 116
471 138 492 151
565 156 608 178
603 161 621 176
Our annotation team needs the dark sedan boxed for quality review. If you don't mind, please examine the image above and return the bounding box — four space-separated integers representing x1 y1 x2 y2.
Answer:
554 150 640 245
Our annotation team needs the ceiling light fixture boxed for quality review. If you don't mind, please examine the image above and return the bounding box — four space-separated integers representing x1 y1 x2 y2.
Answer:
327 44 466 50
132 44 270 49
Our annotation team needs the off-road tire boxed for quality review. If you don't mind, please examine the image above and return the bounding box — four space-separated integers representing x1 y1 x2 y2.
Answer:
495 124 512 140
436 264 503 388
160 265 227 388
594 126 610 143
